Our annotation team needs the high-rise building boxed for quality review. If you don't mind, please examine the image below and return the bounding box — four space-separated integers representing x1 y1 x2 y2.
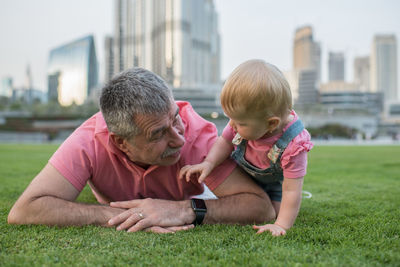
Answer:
353 56 370 92
107 0 220 88
328 52 345 81
296 69 319 105
1 77 13 98
293 25 321 83
292 25 321 105
47 35 98 106
104 36 115 83
370 34 398 101
283 70 299 104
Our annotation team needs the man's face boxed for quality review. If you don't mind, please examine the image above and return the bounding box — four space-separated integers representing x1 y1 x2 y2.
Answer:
123 103 185 167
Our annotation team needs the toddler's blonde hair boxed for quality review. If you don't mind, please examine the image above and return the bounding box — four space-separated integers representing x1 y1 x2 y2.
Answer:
221 59 292 120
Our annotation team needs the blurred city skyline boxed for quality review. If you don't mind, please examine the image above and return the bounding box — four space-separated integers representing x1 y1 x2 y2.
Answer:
1 0 399 91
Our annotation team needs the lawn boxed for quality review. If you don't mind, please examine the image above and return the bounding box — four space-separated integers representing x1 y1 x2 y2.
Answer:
1 144 399 266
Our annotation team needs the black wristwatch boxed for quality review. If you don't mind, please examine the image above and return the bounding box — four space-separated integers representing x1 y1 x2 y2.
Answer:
191 198 207 226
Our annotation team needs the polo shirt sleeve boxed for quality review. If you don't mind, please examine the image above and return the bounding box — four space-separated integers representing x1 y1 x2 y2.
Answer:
178 101 236 191
49 123 95 192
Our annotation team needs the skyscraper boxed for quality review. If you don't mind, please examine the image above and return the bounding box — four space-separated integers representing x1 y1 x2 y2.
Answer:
297 69 319 105
47 35 98 106
292 25 321 105
328 52 345 81
1 77 13 98
104 36 115 83
293 25 321 83
370 34 398 101
108 0 221 88
354 56 370 92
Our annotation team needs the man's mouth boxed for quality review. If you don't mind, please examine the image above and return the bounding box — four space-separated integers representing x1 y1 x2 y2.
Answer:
162 148 181 158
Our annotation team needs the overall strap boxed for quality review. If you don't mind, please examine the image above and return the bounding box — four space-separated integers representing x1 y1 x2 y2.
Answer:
267 119 305 164
275 119 304 150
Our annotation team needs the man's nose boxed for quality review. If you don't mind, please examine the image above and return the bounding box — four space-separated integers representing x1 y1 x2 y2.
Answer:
168 124 185 148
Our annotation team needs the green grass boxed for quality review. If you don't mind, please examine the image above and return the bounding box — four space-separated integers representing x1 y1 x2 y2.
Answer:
1 144 400 266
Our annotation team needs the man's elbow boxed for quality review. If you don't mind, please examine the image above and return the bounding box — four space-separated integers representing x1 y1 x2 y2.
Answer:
8 205 22 224
8 202 30 225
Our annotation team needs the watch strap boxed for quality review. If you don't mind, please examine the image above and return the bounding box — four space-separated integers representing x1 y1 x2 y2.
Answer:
191 198 207 226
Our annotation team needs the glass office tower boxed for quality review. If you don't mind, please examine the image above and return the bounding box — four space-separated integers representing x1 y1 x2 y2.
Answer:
48 35 98 106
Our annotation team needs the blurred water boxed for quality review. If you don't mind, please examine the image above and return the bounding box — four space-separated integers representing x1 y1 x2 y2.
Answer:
0 130 72 144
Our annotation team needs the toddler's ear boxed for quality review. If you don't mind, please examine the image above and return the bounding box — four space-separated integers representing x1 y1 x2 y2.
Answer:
267 117 281 132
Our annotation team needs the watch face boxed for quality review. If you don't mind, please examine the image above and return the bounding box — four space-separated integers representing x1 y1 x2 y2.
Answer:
192 198 207 211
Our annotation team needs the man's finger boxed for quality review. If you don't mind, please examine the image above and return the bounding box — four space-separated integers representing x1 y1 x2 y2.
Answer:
127 218 152 233
166 224 194 232
144 226 175 234
108 210 132 226
116 213 141 231
110 199 142 208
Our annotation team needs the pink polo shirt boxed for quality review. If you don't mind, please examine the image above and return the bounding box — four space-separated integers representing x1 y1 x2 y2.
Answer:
222 110 313 179
49 101 236 203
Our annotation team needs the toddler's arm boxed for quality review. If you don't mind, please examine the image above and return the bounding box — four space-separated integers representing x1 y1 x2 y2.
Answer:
179 136 233 183
253 177 303 236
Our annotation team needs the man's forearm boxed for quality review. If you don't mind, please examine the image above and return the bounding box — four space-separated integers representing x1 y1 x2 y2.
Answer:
203 193 274 225
8 195 124 227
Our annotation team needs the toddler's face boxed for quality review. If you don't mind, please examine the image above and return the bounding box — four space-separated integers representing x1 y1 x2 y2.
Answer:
227 111 269 140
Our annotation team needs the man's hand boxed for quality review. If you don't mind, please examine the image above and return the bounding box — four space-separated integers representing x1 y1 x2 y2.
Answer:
179 161 215 183
108 198 195 232
252 224 287 236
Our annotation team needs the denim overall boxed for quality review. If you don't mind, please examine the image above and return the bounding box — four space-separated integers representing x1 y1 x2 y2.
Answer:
231 119 304 202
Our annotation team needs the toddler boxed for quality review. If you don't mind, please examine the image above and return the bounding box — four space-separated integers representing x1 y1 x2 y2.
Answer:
179 59 313 236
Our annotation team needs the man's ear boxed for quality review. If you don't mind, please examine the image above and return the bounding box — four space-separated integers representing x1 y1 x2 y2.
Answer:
267 117 281 132
110 133 129 153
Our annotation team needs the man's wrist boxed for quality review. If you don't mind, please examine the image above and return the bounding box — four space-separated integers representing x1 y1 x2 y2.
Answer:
99 205 125 227
181 200 196 225
190 198 207 225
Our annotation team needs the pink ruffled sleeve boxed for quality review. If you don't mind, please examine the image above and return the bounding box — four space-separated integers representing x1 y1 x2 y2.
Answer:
221 123 235 142
280 130 313 178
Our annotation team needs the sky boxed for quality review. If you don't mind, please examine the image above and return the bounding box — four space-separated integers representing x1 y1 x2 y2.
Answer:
1 0 399 91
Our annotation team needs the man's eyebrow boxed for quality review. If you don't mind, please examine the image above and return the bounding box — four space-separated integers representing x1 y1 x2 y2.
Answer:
149 107 180 139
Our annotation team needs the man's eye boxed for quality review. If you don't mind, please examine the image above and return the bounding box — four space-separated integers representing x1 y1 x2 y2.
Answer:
151 133 163 141
173 115 180 125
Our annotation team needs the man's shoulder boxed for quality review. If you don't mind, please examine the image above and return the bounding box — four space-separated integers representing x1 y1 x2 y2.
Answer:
176 101 217 141
59 112 108 152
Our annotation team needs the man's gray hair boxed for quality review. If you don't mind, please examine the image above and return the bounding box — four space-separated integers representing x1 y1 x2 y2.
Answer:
100 68 173 139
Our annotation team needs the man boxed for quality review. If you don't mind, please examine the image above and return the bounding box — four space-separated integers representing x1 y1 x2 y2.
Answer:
8 68 276 233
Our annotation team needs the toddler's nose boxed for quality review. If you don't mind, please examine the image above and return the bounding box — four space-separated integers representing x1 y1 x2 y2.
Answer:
229 120 237 131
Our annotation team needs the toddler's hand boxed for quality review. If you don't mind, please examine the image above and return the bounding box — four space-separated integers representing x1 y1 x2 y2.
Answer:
179 161 214 183
252 224 287 236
